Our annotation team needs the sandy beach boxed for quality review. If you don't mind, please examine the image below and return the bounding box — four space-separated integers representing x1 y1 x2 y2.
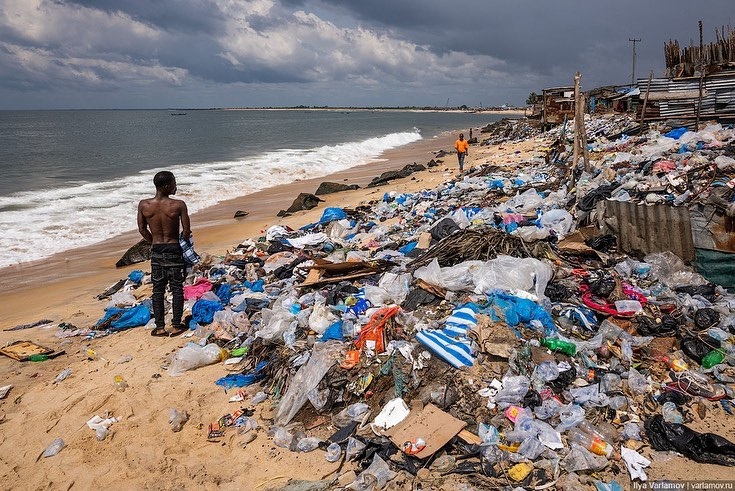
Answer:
0 125 534 490
2 120 734 491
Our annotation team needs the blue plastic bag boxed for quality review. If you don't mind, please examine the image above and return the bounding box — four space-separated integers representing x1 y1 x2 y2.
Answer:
96 304 151 330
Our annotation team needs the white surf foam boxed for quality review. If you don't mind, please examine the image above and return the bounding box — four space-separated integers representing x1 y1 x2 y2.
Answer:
0 130 421 267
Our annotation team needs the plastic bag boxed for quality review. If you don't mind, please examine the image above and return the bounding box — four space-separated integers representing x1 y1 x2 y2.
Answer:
413 258 482 291
168 343 225 376
540 209 574 237
646 414 735 465
256 308 296 341
168 408 190 432
473 256 553 301
275 341 344 425
270 426 293 448
348 454 396 490
308 303 337 335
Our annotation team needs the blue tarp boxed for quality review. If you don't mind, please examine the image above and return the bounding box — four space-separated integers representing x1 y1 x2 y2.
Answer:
319 207 348 224
321 321 344 341
664 127 688 140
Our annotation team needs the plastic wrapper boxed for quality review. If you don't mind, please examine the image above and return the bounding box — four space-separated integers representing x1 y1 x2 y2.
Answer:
308 303 337 335
518 436 545 459
275 341 343 425
333 402 369 428
296 436 322 452
345 436 366 461
307 387 329 411
325 442 342 462
168 343 225 376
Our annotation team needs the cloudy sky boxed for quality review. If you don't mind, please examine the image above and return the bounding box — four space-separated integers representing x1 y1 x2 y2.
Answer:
0 0 731 109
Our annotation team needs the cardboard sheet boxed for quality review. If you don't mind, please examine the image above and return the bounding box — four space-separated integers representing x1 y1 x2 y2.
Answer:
384 403 466 459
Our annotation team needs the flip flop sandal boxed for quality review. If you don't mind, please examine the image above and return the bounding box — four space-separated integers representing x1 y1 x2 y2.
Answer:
150 327 169 337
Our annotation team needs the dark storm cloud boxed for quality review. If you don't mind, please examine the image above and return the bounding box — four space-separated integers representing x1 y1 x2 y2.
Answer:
0 0 733 108
64 0 226 34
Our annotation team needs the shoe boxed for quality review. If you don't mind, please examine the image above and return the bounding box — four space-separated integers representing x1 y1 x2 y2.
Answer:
665 370 727 401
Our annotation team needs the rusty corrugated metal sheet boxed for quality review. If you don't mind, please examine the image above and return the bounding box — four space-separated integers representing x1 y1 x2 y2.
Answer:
600 200 695 261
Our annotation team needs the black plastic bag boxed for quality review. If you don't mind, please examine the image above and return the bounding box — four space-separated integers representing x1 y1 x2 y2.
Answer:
430 217 460 241
636 315 678 337
545 283 572 302
694 308 721 330
586 271 616 297
645 415 735 466
681 335 721 364
585 234 617 253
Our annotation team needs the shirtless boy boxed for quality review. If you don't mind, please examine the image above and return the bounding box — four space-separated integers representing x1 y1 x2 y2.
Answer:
137 171 191 337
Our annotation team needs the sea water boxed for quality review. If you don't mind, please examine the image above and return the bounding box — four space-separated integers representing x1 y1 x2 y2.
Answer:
0 109 506 267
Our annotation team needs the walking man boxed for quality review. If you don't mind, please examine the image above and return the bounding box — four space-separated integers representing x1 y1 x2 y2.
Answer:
137 171 191 337
454 133 469 173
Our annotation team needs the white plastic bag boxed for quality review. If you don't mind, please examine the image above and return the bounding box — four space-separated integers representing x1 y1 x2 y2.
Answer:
168 343 224 376
275 341 344 425
472 255 553 301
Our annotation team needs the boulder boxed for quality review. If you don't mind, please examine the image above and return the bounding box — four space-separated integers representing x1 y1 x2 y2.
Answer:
367 163 426 187
116 239 151 268
315 182 359 195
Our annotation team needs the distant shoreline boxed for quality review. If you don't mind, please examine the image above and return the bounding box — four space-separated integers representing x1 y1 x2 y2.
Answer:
219 107 527 115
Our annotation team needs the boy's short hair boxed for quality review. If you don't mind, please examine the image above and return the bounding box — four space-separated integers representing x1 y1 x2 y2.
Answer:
153 171 175 189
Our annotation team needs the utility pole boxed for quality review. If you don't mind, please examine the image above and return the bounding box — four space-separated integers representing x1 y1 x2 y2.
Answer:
629 38 641 87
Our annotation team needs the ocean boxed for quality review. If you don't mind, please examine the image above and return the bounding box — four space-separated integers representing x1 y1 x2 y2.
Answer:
0 109 507 268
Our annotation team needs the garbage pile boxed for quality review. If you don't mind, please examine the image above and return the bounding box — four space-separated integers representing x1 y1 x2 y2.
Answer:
92 114 735 490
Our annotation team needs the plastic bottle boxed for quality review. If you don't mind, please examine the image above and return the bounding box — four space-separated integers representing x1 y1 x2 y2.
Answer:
53 368 73 384
701 349 726 369
567 428 613 457
42 438 65 458
660 355 689 372
662 402 683 424
113 375 128 392
29 354 49 362
541 338 576 356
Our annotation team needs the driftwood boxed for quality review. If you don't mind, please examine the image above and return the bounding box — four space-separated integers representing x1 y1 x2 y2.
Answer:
408 228 533 270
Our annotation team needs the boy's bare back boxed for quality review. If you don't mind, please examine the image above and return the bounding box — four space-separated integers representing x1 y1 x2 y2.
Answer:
137 196 190 245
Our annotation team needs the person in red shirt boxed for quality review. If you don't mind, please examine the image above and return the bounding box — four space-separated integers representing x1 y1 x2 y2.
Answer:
454 133 469 173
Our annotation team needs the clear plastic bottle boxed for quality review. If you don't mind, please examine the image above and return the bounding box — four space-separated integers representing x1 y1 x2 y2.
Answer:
567 428 613 457
662 402 683 424
113 375 128 392
42 438 65 458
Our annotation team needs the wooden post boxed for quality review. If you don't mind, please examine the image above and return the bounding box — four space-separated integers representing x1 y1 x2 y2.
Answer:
573 72 581 169
695 20 705 131
581 92 590 171
639 70 654 125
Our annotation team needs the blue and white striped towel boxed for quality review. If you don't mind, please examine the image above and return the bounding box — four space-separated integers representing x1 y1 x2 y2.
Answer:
416 303 477 369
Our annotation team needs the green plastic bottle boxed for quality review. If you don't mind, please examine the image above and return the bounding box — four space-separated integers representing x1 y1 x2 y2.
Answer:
541 338 577 356
701 349 726 369
28 354 49 362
